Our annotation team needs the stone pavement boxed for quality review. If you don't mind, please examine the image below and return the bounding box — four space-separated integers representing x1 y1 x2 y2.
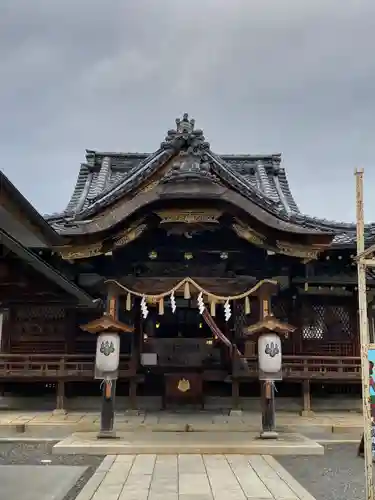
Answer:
77 454 316 500
0 464 87 500
54 430 323 456
0 410 363 436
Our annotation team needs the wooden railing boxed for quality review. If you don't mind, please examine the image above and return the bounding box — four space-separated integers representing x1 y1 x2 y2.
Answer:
234 355 361 380
0 354 135 380
0 353 362 381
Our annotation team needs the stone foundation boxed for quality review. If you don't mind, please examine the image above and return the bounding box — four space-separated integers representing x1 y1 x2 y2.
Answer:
0 394 362 413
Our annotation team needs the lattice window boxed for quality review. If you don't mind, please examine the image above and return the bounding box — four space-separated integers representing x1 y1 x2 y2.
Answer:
301 303 325 340
233 301 246 339
272 296 296 354
300 300 354 342
324 305 353 340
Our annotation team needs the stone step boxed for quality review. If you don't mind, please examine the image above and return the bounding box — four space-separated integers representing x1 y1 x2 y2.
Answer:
53 430 324 456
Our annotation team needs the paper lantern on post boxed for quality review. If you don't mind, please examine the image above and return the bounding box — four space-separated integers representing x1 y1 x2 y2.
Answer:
258 333 282 380
95 332 120 373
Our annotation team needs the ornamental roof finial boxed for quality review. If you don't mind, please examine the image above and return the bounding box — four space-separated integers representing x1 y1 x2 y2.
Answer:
175 113 195 134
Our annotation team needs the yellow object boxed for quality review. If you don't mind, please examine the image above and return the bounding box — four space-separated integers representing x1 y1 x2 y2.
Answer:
177 378 190 392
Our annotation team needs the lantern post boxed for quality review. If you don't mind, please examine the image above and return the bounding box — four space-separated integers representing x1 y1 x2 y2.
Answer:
243 288 295 439
80 287 134 439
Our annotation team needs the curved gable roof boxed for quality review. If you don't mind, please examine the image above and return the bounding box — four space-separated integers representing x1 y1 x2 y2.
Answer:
45 114 370 247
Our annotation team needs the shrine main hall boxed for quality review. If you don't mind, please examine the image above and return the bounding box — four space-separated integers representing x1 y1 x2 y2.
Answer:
0 113 370 414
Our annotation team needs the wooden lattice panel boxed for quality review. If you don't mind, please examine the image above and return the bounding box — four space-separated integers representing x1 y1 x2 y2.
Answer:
14 306 66 321
10 305 67 353
271 296 296 354
298 297 357 356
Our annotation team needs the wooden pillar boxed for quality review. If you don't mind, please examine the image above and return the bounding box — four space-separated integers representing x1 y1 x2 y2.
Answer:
301 380 313 416
128 298 140 412
229 299 242 415
0 308 11 353
53 357 66 415
65 309 76 354
98 287 118 438
261 380 276 434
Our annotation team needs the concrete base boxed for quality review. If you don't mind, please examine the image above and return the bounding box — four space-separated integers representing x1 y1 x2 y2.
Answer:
300 410 315 417
52 409 67 416
53 431 324 456
260 430 279 439
229 409 243 417
97 430 117 439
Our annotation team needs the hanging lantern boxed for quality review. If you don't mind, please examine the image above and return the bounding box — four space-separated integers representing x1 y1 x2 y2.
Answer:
258 334 282 375
95 332 120 373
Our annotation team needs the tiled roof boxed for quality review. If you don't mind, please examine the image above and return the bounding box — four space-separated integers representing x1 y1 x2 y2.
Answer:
45 114 372 246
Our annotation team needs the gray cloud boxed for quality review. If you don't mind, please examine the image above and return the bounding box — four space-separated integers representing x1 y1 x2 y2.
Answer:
1 0 375 222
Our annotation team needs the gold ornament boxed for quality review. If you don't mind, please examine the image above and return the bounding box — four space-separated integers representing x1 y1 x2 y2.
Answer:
177 378 190 393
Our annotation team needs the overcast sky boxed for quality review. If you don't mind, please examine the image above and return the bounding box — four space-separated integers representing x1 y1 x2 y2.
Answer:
1 0 375 222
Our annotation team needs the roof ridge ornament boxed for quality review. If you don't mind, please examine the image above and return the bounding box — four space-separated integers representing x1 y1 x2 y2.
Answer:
160 113 210 151
176 113 195 134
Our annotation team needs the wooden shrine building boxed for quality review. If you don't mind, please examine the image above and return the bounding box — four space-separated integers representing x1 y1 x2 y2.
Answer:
0 113 373 413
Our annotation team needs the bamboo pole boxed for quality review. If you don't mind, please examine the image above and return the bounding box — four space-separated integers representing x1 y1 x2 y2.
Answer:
355 168 374 500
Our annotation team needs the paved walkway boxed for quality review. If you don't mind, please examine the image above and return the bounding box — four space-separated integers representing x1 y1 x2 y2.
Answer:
77 454 316 500
0 410 363 432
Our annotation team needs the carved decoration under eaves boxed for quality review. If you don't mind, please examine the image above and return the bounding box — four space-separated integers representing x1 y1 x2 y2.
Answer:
113 223 147 249
276 241 321 260
139 180 159 194
156 209 222 225
59 243 103 260
231 221 265 247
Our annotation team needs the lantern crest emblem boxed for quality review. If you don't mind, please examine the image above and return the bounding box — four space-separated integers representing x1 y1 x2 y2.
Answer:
265 342 280 358
100 340 115 357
